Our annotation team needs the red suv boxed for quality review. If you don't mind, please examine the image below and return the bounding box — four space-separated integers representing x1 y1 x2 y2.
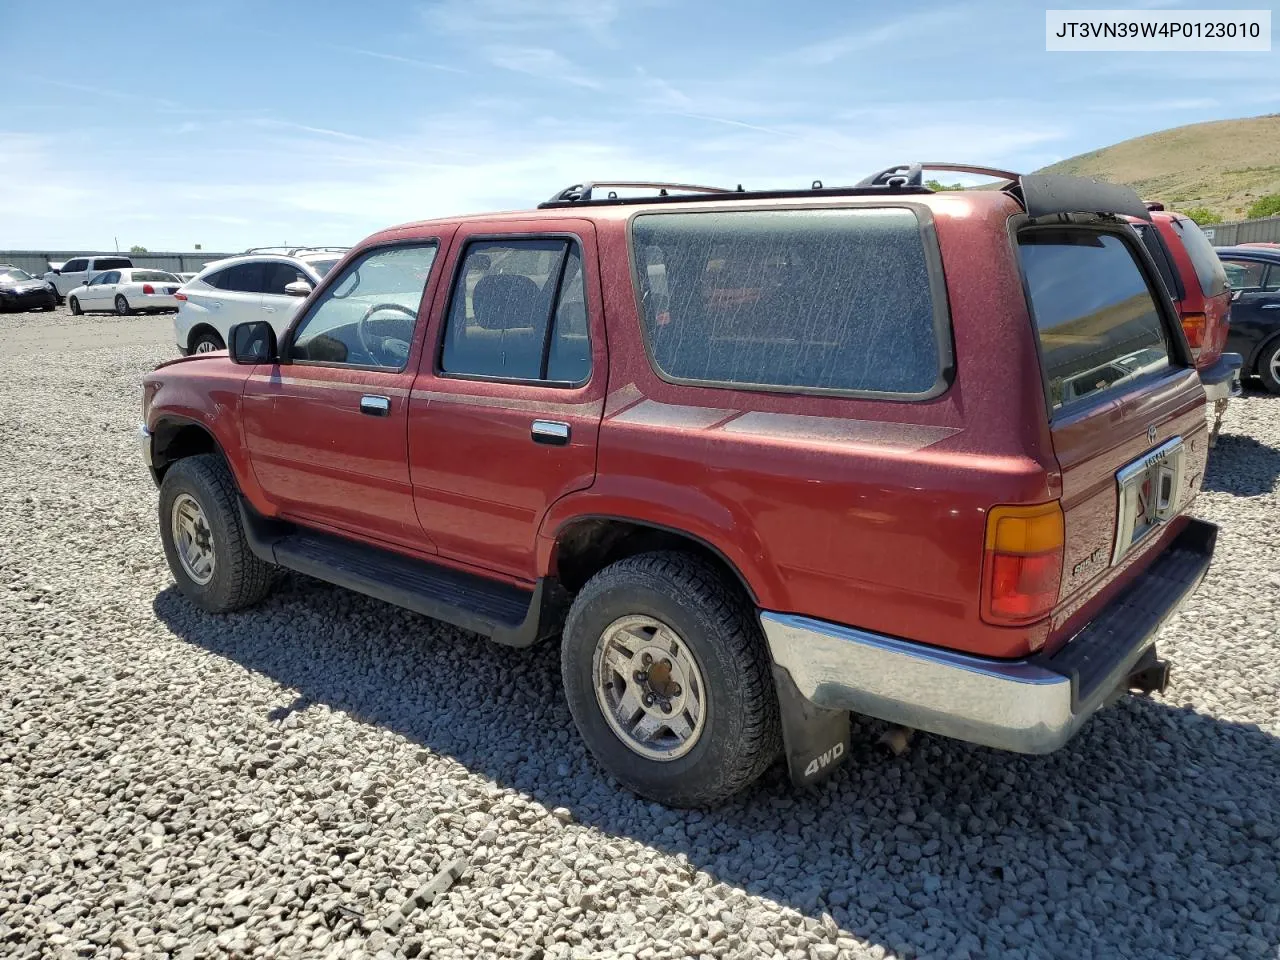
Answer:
139 167 1217 806
1127 206 1241 442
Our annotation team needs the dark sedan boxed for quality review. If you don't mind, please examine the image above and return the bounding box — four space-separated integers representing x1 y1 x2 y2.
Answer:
0 265 58 312
1218 245 1280 393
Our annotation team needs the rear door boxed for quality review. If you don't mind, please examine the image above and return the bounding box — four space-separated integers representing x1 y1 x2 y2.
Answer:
1017 223 1208 642
407 221 604 582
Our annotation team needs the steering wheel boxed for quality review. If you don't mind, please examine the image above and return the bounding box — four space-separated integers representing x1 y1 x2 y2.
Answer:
356 302 416 366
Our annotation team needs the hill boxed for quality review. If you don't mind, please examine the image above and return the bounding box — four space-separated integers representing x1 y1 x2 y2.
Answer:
1036 115 1280 222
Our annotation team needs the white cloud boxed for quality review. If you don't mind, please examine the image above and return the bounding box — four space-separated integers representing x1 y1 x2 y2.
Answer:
423 0 627 44
777 7 971 65
482 45 602 88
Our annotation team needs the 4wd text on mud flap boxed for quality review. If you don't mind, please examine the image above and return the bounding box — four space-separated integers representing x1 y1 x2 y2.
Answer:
804 741 845 778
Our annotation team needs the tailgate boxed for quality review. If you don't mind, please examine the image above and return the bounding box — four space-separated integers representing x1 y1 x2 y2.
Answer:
1016 223 1208 651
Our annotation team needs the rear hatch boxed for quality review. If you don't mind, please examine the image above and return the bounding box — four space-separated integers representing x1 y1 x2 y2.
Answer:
1016 220 1208 652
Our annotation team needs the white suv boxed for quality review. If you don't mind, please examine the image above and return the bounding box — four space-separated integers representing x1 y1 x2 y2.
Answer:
173 247 347 354
44 255 134 301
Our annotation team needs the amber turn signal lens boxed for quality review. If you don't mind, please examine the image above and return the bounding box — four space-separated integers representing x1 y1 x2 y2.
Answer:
982 502 1064 625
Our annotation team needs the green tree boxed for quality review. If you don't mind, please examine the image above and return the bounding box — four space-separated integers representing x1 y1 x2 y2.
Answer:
1246 194 1280 220
129 244 148 254
925 179 964 191
1180 207 1223 226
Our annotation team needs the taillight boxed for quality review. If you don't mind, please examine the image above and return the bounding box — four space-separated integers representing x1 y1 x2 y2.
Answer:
982 502 1064 625
142 283 155 295
1181 312 1206 358
174 292 188 301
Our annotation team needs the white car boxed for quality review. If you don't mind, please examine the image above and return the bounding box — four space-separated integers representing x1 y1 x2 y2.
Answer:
67 269 185 316
44 255 134 301
173 247 346 354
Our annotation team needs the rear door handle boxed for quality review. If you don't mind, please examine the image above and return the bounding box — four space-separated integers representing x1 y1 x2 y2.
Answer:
531 420 570 445
360 395 391 416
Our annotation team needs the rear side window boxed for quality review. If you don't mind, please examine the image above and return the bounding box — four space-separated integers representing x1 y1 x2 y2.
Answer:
440 238 591 384
1019 229 1173 412
1170 217 1228 298
631 208 945 396
94 257 132 270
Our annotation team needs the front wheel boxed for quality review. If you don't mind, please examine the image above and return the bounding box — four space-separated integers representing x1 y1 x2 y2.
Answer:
560 551 781 807
69 296 82 315
190 331 225 354
1258 338 1280 395
115 295 131 316
158 454 277 612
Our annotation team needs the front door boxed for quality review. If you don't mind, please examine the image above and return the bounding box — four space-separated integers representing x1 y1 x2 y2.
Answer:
408 222 604 581
241 237 452 551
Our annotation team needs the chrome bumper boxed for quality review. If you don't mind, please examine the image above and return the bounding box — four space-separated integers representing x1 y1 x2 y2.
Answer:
761 519 1216 755
1199 352 1243 403
137 421 153 468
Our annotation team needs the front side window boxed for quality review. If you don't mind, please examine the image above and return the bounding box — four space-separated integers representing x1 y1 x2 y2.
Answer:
63 259 87 273
631 208 945 395
441 238 591 384
1018 229 1174 412
262 261 309 296
1221 258 1267 290
290 243 438 369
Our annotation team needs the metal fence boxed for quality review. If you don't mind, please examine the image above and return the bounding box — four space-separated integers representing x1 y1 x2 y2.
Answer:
1200 217 1280 247
0 250 235 276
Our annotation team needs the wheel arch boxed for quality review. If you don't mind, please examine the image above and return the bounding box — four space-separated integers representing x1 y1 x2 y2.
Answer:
186 323 226 352
546 514 759 604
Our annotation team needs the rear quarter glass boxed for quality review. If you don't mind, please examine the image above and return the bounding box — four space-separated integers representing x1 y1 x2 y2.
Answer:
1170 217 1228 299
628 205 951 399
1018 227 1174 413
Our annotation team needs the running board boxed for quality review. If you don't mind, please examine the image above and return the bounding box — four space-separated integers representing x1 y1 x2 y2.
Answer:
238 501 566 647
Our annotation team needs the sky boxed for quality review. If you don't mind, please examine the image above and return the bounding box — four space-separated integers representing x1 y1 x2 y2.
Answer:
0 0 1276 252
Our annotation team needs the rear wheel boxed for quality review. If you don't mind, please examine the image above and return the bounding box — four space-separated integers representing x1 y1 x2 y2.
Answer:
1258 338 1280 395
560 551 781 808
190 330 225 354
69 296 82 316
115 294 131 316
158 454 277 612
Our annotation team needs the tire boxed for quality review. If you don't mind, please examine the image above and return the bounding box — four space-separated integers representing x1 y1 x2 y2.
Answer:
1257 337 1280 395
190 330 225 354
115 294 131 316
560 551 781 808
158 454 277 613
69 296 82 316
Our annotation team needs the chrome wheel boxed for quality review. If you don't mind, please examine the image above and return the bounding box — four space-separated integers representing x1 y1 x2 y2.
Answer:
593 614 706 761
170 492 215 585
1270 349 1280 384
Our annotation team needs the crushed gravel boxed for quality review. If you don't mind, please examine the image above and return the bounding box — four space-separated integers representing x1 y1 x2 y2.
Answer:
1 305 1278 960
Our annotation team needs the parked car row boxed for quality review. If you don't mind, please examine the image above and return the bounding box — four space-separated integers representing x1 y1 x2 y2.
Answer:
139 168 1227 807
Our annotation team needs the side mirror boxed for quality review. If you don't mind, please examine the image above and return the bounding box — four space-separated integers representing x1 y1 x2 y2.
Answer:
283 280 312 297
228 321 278 364
1231 289 1243 302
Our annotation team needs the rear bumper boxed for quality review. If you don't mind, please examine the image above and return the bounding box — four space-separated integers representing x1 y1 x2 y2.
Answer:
761 518 1216 754
1199 352 1243 402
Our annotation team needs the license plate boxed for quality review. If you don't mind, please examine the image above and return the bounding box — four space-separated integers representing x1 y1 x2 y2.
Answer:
1112 437 1186 565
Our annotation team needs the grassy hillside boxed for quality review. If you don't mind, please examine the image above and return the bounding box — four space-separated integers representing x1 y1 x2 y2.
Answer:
1036 115 1280 222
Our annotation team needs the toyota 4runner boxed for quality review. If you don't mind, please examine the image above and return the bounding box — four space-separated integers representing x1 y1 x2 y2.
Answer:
139 166 1217 807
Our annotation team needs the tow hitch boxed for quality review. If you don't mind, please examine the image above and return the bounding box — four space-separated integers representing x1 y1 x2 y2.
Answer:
1127 648 1170 695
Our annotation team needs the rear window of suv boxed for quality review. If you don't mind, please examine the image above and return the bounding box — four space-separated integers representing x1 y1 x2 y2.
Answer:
93 257 132 270
631 208 947 397
1019 228 1174 412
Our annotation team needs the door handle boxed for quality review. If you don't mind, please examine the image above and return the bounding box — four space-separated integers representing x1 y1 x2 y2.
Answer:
360 395 391 416
531 420 570 445
263 305 276 314
1262 303 1280 310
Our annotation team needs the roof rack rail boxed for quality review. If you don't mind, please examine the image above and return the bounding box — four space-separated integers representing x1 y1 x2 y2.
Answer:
537 178 934 209
542 181 735 206
242 245 350 256
856 162 1023 188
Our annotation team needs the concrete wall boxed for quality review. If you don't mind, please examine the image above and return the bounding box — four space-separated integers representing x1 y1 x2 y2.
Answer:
1200 217 1280 247
0 250 235 276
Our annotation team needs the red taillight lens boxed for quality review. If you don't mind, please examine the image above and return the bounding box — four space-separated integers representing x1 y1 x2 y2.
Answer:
1181 312 1206 350
982 502 1064 626
142 283 155 295
174 292 187 301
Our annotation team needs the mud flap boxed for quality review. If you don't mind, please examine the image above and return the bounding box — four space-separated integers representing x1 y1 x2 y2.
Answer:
772 664 851 787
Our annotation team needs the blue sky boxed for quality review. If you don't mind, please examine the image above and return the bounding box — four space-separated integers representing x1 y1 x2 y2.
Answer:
1 0 1276 251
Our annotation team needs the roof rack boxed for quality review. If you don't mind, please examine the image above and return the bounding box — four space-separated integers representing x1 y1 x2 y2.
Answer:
242 245 350 256
537 178 931 209
856 163 1022 188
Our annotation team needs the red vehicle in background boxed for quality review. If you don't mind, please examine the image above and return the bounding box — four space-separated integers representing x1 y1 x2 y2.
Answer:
1127 204 1241 443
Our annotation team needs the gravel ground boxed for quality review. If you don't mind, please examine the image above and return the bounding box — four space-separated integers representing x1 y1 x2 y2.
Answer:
2 304 1279 960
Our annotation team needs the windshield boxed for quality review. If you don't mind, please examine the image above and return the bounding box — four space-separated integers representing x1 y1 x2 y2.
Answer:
309 258 340 278
0 268 34 282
